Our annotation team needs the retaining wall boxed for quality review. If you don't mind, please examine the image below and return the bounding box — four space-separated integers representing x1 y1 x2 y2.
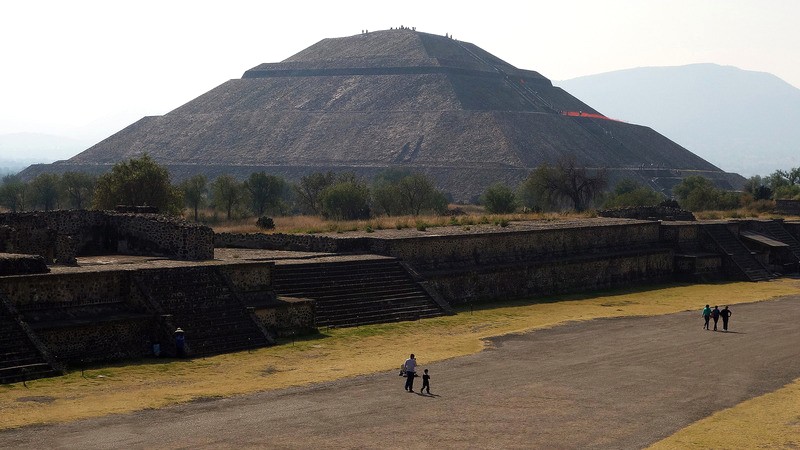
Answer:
369 222 661 271
0 253 49 276
0 262 310 366
0 210 214 263
428 250 674 304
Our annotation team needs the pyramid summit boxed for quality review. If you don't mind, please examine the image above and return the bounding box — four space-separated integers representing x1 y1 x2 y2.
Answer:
23 29 743 200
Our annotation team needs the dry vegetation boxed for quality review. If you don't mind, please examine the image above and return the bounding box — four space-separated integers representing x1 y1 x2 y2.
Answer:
207 208 598 234
192 205 798 235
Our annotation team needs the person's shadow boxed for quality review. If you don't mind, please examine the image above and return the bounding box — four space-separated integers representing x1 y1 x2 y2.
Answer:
417 392 440 398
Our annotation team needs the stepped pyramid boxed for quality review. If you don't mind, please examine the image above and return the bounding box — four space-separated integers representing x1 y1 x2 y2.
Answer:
23 29 743 201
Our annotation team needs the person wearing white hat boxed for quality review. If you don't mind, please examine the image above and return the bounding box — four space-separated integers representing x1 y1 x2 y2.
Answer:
174 328 186 358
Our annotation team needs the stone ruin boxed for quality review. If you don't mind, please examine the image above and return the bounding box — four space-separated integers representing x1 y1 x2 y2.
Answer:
597 205 696 221
0 210 214 266
2 210 800 384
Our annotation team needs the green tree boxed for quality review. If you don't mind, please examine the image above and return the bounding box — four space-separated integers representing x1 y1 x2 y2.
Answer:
92 155 183 214
601 179 665 208
397 173 447 216
30 173 62 211
211 174 243 220
766 167 800 199
294 171 338 215
0 174 28 212
244 172 288 216
179 175 208 221
61 172 97 209
519 156 607 212
481 183 517 214
742 175 772 201
673 175 739 211
768 167 800 188
373 170 447 216
320 179 371 220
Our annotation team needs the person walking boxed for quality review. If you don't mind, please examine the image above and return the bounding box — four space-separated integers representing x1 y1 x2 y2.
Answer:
403 354 417 392
702 305 712 330
712 306 721 331
720 305 732 331
420 368 431 394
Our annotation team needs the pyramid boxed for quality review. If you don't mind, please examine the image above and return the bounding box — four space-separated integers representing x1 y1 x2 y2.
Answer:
24 29 743 201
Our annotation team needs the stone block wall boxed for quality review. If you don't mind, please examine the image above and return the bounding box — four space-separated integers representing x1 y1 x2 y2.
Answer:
0 261 311 366
1 271 134 309
0 253 49 276
111 214 213 260
215 232 369 253
218 262 275 306
0 270 156 364
216 223 662 267
776 200 800 216
254 297 315 337
0 210 213 263
369 222 661 271
36 319 158 364
673 254 724 281
428 250 674 304
660 223 702 252
598 206 695 221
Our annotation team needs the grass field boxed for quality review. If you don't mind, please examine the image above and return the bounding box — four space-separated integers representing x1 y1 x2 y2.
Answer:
2 279 799 446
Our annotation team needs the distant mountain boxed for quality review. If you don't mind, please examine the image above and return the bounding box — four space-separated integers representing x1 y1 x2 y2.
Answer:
0 133 91 171
557 64 800 176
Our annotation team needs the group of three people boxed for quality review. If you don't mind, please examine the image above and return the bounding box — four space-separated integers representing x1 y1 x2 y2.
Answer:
702 305 732 331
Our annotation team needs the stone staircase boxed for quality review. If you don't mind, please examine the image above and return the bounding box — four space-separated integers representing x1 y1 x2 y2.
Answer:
271 258 446 328
135 267 271 356
704 224 772 281
759 221 800 262
0 294 60 384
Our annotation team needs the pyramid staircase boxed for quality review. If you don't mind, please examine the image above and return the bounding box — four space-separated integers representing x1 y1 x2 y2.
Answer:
758 221 800 262
453 40 557 113
704 224 772 281
271 258 447 328
0 294 60 384
135 267 272 356
571 116 634 157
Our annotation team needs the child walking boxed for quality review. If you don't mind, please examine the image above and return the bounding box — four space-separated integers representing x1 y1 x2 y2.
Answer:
421 368 431 394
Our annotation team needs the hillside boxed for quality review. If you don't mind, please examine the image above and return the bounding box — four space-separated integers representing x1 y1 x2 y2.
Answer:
557 64 800 176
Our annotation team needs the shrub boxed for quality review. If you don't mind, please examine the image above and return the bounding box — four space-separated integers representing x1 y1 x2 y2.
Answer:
481 183 517 214
256 216 275 230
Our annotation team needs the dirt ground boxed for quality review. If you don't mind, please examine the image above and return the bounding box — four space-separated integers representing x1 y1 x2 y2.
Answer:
2 296 799 449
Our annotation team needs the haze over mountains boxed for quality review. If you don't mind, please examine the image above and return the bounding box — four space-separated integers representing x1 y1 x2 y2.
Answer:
557 63 800 177
0 111 143 174
0 133 90 174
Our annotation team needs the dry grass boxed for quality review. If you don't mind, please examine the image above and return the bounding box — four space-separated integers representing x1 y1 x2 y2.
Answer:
197 206 799 235
208 209 595 234
1 279 798 434
650 379 800 449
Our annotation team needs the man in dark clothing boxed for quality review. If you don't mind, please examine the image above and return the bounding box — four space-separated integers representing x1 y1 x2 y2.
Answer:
720 306 732 331
711 306 721 331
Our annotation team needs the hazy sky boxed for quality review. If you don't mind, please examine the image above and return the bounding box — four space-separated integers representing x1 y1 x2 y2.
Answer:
2 0 799 143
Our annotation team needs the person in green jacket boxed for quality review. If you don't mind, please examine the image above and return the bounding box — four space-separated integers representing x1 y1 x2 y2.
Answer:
702 305 712 330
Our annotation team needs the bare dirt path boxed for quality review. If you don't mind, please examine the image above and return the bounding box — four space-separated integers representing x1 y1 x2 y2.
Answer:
3 296 800 449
